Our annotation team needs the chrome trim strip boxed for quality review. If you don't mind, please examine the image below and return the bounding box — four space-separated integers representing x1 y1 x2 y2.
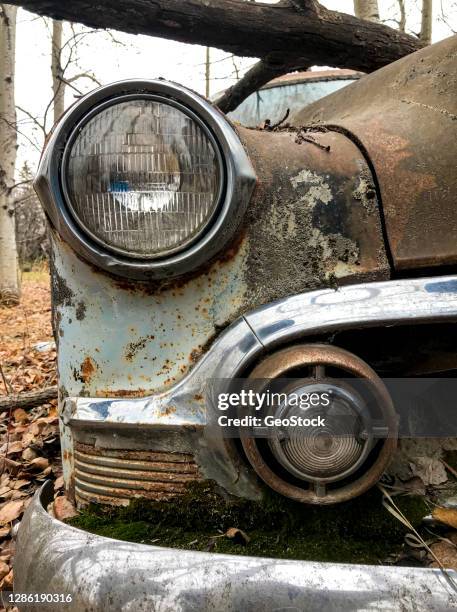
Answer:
14 482 457 611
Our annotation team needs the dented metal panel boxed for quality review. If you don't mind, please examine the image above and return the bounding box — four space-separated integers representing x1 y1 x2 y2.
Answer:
292 34 457 270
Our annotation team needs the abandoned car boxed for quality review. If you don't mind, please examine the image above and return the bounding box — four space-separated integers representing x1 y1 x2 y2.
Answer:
14 34 457 611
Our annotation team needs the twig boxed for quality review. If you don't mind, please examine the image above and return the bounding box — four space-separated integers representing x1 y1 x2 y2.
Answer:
0 363 13 479
295 129 331 151
264 108 290 130
442 460 457 480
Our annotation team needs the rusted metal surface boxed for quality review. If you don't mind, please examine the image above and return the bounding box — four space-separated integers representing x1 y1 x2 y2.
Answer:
48 84 392 504
50 113 389 400
241 344 398 505
64 274 457 503
74 443 201 506
237 126 390 306
51 229 250 399
292 35 457 270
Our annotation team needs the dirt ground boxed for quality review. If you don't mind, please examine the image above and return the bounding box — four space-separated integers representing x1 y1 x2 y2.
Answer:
0 263 62 595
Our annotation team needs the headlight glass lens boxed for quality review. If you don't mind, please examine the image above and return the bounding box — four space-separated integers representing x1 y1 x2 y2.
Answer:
65 98 222 258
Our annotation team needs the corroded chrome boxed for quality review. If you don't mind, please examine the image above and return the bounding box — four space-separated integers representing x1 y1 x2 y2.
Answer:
14 482 457 612
74 444 201 506
67 275 457 498
240 344 397 504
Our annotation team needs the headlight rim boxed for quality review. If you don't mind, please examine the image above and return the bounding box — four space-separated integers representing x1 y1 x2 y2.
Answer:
60 93 226 261
35 79 256 280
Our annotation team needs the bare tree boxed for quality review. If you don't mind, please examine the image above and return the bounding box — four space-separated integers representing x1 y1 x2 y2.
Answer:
353 0 380 22
51 19 64 124
0 4 20 305
205 47 210 98
421 0 433 44
397 0 406 32
17 19 101 139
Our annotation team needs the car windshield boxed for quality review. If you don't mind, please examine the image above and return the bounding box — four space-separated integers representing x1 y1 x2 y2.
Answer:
228 78 358 128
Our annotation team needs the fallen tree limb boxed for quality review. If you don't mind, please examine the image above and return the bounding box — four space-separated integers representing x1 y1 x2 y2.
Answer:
7 0 422 74
0 386 58 411
215 59 303 114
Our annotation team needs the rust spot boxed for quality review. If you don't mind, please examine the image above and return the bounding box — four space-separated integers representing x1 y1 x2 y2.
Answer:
75 301 86 321
125 335 155 361
159 405 177 416
87 230 247 296
193 394 203 402
189 347 203 364
80 356 97 383
95 388 149 398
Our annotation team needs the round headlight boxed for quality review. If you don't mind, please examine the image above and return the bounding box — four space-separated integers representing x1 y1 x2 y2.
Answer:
63 96 224 259
35 80 255 280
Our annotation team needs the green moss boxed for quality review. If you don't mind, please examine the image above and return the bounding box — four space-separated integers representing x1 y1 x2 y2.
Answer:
68 482 428 565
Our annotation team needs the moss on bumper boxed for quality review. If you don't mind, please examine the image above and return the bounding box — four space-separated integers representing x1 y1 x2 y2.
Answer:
68 483 427 564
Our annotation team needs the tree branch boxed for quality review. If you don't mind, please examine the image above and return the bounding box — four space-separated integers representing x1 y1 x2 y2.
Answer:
0 386 57 411
215 58 307 114
4 0 423 74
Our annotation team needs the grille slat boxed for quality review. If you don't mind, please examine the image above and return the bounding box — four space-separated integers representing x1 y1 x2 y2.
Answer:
74 443 201 507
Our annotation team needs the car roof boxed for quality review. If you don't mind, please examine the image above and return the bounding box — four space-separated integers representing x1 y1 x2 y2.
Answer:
261 69 363 91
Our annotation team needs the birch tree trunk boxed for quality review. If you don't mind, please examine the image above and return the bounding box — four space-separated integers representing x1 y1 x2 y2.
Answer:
420 0 433 45
397 0 406 32
51 19 64 124
205 47 210 99
353 0 380 22
0 4 19 305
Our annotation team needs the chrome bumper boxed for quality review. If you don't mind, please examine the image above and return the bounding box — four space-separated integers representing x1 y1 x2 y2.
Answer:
14 482 457 611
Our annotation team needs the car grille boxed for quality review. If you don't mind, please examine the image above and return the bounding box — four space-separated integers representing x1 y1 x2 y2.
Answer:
74 442 201 506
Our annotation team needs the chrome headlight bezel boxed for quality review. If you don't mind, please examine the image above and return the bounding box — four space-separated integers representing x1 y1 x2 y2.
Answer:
35 80 256 280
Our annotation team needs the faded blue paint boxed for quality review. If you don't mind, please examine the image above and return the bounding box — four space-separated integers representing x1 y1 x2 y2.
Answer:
53 232 249 398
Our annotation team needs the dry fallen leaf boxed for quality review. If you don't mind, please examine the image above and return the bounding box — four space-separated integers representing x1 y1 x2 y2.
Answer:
13 408 28 423
13 479 30 490
225 527 250 545
53 495 78 521
430 538 457 570
0 526 10 539
29 456 49 471
0 486 11 498
0 499 24 525
21 447 37 461
1 568 13 589
432 507 457 530
0 560 9 581
6 441 23 455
